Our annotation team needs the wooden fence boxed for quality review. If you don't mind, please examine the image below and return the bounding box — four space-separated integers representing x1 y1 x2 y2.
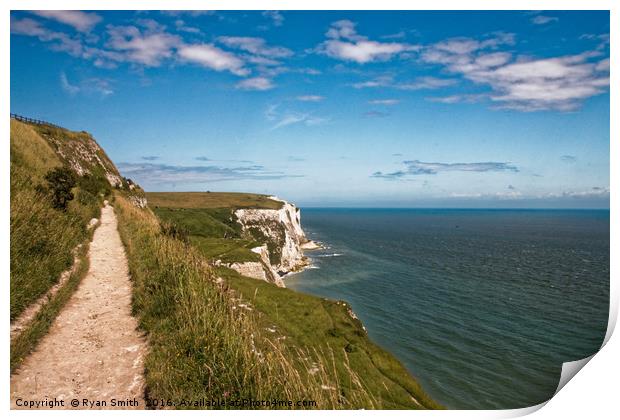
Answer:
10 113 64 129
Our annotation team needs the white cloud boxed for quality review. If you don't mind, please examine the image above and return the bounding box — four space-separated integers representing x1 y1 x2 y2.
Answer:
262 11 284 27
318 20 418 64
271 114 328 129
12 17 84 56
372 159 519 179
368 99 400 105
118 161 301 185
381 31 406 40
396 76 458 90
106 25 181 67
266 103 328 129
353 75 457 91
426 94 487 104
174 20 201 34
351 75 394 89
32 10 102 32
596 58 610 72
217 36 292 58
60 72 79 95
531 15 559 25
296 95 325 102
161 11 215 17
235 77 274 90
60 72 114 97
422 34 609 111
178 43 249 76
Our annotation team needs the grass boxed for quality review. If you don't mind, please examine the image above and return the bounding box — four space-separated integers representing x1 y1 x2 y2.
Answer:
147 192 284 210
10 120 104 320
153 207 242 238
152 205 263 265
139 190 441 409
218 267 441 409
115 193 378 409
10 241 90 372
33 123 120 185
189 237 261 263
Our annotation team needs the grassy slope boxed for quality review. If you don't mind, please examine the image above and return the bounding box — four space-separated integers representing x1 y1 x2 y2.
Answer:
150 199 264 264
221 268 440 409
10 120 101 319
144 191 441 409
115 194 377 409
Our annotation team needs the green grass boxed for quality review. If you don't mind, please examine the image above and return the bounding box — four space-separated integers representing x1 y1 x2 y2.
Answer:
147 192 284 210
115 193 378 409
150 193 290 266
218 267 441 409
10 120 105 320
152 206 263 264
153 207 242 238
189 237 261 263
143 190 441 409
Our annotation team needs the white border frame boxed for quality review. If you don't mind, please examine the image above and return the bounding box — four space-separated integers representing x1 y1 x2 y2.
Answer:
2 1 617 419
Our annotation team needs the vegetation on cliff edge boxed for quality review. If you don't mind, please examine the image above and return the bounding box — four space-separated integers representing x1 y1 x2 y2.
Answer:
115 193 378 409
139 191 441 409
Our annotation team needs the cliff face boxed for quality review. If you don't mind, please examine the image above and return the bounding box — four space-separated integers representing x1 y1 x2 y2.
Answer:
226 245 285 287
38 125 149 208
233 198 314 286
37 125 123 188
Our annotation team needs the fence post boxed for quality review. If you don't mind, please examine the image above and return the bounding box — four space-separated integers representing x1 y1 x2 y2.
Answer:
10 113 65 130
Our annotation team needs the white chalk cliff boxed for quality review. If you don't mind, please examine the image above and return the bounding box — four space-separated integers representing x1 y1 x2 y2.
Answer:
231 197 318 287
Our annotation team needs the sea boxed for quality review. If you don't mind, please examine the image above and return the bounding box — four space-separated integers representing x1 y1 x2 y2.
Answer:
285 209 609 409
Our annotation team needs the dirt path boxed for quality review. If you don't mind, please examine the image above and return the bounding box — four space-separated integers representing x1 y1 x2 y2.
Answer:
11 204 147 410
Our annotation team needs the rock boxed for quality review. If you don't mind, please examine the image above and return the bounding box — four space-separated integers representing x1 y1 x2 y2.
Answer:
216 197 315 288
234 198 309 274
127 195 147 209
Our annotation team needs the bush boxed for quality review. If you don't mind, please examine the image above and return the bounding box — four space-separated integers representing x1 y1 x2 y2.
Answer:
43 167 76 210
78 174 111 197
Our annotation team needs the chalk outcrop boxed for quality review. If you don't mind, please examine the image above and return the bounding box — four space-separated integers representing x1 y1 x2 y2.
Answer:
232 198 316 287
44 130 122 188
222 245 285 287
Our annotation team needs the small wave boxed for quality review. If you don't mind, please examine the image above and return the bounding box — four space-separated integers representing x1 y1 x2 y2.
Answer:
315 253 343 258
307 265 320 269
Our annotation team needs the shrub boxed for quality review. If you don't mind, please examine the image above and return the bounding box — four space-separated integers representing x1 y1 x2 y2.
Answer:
43 167 76 210
78 174 111 197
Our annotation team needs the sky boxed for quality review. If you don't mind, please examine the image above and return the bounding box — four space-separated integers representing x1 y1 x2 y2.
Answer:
10 10 610 208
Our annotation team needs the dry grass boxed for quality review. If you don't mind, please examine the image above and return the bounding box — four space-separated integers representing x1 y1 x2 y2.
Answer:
146 192 284 210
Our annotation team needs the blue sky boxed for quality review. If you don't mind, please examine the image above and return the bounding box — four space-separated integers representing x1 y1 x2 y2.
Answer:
10 10 610 208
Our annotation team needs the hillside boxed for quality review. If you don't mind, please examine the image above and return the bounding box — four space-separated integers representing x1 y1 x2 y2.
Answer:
9 118 148 373
10 118 440 409
148 192 313 286
145 191 440 409
10 119 120 320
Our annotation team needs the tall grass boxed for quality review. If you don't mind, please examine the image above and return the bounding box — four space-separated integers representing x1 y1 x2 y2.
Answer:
115 194 376 409
10 119 103 320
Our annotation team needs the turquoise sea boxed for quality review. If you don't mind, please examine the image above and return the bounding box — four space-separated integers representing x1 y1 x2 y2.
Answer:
285 209 609 409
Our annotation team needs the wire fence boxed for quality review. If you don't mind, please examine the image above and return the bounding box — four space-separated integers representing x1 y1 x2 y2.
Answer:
10 113 64 129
